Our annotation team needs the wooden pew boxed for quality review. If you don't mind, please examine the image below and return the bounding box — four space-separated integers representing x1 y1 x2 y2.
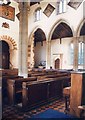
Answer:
37 73 68 79
37 73 71 87
29 70 71 88
7 77 37 105
30 73 46 77
28 69 60 77
22 76 70 110
2 75 23 103
2 69 18 76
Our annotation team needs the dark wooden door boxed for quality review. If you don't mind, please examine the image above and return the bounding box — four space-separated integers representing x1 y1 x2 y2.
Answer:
0 41 9 69
55 58 60 69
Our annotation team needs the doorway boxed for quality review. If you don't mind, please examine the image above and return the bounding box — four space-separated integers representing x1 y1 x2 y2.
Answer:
55 58 60 69
0 41 10 69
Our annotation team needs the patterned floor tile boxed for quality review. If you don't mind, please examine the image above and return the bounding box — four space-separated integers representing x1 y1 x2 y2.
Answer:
2 98 66 120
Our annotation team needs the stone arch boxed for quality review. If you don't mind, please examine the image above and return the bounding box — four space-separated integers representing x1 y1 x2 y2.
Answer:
29 26 47 44
55 58 60 69
48 19 74 41
28 26 47 68
76 19 85 37
0 35 18 69
0 35 17 50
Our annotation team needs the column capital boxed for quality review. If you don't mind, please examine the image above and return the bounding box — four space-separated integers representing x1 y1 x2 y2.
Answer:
46 40 51 44
18 2 30 12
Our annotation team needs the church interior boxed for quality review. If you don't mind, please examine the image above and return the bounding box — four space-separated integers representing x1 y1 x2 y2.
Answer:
0 0 85 119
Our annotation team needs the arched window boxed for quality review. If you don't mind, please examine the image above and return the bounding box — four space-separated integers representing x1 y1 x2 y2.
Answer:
78 42 84 65
70 42 84 65
57 0 67 15
70 42 74 64
35 7 42 21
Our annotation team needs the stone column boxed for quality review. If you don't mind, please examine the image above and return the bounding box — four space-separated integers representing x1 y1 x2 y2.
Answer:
73 37 79 71
9 49 14 69
30 34 35 68
46 40 51 69
18 2 29 78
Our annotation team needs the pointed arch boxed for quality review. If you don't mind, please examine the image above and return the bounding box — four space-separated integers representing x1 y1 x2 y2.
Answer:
48 19 74 41
76 19 85 37
29 27 46 68
29 26 47 44
34 28 46 46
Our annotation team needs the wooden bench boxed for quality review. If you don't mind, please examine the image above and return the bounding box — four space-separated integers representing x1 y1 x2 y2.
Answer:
22 76 70 110
2 69 18 76
2 75 23 103
78 105 85 118
7 77 37 105
63 87 71 113
38 73 71 87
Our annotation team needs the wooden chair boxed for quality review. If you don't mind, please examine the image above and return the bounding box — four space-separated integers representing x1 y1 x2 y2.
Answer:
78 105 85 118
63 87 71 113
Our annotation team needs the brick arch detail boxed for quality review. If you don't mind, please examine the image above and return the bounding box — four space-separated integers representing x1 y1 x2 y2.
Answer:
0 35 17 50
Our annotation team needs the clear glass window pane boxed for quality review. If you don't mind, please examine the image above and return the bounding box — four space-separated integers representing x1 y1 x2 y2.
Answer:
35 8 41 21
57 0 67 14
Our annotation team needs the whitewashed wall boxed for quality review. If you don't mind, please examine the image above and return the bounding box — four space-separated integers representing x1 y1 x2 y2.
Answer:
0 0 84 69
29 0 84 69
28 0 84 38
34 41 46 67
0 1 19 68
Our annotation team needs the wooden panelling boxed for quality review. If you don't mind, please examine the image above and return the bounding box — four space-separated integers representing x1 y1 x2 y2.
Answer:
70 72 85 117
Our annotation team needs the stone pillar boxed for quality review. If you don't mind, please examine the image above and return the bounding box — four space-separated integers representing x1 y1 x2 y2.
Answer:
73 37 79 71
18 2 29 78
46 40 51 69
9 49 14 69
30 34 35 68
28 45 31 68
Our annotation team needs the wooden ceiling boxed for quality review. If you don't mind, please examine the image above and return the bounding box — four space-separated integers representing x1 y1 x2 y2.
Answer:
51 22 73 40
30 0 42 6
30 2 38 6
34 28 46 45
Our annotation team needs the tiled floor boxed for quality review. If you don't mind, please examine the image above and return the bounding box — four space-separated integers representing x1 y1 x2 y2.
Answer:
2 98 66 120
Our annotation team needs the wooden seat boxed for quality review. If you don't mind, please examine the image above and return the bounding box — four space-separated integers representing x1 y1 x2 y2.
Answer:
2 75 23 104
22 77 69 110
7 77 37 105
63 87 71 96
63 87 71 113
78 105 85 118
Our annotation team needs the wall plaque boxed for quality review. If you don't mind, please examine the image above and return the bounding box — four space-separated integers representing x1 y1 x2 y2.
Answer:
68 0 82 10
0 5 15 21
43 4 55 17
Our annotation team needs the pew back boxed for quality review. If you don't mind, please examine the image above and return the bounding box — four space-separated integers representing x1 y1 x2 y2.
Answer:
7 77 37 105
22 76 70 110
